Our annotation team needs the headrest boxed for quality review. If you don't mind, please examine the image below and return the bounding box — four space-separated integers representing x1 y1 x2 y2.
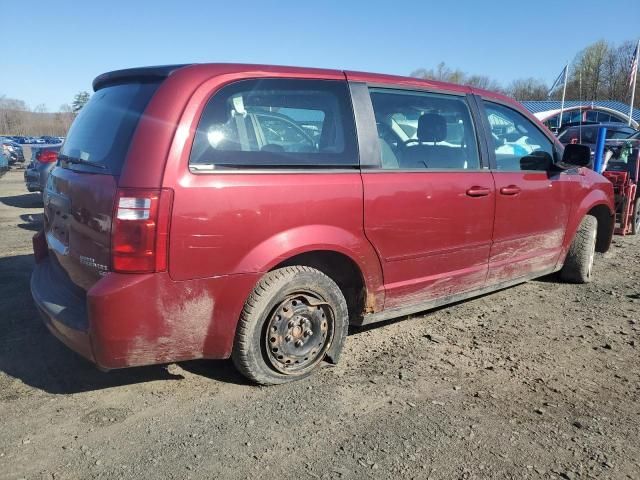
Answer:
417 113 447 142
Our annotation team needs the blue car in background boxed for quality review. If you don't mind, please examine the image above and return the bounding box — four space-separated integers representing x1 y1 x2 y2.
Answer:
0 138 25 163
0 148 9 170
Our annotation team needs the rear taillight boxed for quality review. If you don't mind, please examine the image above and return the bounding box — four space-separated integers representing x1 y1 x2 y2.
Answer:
37 150 58 163
111 188 173 273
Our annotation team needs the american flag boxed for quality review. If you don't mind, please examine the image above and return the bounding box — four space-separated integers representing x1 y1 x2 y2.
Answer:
547 65 567 97
630 41 639 89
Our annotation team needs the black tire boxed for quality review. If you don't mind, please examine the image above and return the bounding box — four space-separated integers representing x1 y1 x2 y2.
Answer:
560 215 598 284
232 266 348 385
632 198 640 236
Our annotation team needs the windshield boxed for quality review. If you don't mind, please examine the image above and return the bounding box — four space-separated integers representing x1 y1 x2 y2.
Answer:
61 82 159 174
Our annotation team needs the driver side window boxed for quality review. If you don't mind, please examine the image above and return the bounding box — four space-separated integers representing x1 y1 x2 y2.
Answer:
483 101 554 171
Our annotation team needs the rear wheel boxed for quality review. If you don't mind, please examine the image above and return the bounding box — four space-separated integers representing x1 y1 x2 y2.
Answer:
560 215 598 284
232 266 348 385
632 198 640 235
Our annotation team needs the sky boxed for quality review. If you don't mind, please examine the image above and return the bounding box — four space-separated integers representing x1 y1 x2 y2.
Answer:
3 0 640 111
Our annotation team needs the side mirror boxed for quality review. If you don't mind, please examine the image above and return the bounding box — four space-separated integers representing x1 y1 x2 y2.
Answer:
560 143 591 168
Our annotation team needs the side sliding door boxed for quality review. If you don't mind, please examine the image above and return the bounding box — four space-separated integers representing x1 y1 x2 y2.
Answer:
351 82 495 311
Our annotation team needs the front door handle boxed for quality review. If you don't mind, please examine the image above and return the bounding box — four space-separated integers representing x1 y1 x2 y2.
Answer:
500 185 521 196
466 186 491 197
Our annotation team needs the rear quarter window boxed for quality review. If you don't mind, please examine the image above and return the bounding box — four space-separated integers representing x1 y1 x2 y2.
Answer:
189 79 358 169
60 82 159 174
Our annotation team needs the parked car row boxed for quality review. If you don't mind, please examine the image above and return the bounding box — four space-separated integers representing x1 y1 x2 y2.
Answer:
1 137 26 164
2 135 64 168
4 135 65 145
1 134 64 170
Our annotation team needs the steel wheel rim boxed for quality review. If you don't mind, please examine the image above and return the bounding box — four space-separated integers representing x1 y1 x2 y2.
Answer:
263 292 334 374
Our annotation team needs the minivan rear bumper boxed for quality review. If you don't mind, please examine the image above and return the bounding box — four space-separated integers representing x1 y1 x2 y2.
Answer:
31 257 94 362
31 252 261 370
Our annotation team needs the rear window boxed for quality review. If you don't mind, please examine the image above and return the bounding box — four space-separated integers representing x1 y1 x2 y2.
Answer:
608 129 634 139
558 127 598 144
189 79 358 169
60 82 159 174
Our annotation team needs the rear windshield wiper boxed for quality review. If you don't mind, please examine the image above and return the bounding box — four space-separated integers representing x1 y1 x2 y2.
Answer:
59 153 108 170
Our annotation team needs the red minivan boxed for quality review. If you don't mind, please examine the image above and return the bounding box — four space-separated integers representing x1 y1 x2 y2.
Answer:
31 64 615 384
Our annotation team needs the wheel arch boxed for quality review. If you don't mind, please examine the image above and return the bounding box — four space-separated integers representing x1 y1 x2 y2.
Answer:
587 203 615 252
234 225 385 317
565 187 614 250
272 250 369 324
557 189 614 270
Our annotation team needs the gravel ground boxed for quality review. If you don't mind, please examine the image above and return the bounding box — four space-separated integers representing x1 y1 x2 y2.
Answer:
0 168 639 480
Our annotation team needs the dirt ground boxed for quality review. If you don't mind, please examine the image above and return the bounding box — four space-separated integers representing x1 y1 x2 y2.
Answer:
0 167 639 480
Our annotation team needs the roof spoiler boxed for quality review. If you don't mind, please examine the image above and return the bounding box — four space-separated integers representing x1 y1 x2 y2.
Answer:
92 64 192 91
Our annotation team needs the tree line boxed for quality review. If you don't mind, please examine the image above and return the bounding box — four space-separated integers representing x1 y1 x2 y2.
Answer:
0 91 90 136
2 39 638 136
411 39 639 106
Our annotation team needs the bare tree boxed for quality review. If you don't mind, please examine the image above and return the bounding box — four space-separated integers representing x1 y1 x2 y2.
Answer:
561 39 639 107
568 40 609 101
507 78 549 101
602 42 630 99
466 75 503 92
0 95 29 135
56 104 75 134
412 39 640 108
612 41 639 107
411 62 503 93
0 95 76 136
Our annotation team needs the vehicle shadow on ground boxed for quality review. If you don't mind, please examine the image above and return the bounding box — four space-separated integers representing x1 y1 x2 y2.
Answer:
180 360 250 386
0 254 189 396
0 192 42 209
531 272 561 283
18 213 43 231
0 253 252 393
349 273 559 335
1 247 561 393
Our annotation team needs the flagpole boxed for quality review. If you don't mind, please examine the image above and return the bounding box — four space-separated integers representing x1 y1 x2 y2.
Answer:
579 71 583 143
559 62 568 130
629 39 639 127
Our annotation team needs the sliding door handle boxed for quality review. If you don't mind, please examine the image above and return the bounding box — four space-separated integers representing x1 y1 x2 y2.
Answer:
500 185 521 196
466 186 491 197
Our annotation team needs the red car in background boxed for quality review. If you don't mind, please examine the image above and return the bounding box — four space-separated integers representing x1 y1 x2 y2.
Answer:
31 64 614 384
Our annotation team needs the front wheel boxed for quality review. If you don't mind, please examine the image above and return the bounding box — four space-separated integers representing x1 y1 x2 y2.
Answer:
560 215 598 284
232 266 348 385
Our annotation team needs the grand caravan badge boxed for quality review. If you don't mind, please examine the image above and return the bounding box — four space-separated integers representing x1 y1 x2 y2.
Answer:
79 255 109 275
